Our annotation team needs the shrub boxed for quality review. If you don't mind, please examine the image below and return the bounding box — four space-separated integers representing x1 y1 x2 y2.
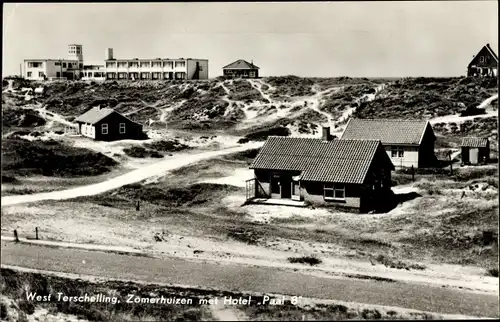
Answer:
486 267 499 277
287 256 322 266
240 126 290 142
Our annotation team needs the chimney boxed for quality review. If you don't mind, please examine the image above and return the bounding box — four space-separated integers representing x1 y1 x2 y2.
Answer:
322 126 331 142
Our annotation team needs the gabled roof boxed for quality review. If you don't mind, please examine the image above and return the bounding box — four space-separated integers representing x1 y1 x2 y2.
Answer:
74 107 116 124
469 44 499 66
223 59 259 70
340 118 432 146
250 137 393 184
461 137 489 148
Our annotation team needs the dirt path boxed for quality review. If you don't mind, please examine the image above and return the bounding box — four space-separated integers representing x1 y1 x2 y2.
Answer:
1 141 264 206
430 93 498 125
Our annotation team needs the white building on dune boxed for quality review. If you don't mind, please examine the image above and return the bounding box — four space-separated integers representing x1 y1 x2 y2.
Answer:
22 44 209 81
103 48 208 80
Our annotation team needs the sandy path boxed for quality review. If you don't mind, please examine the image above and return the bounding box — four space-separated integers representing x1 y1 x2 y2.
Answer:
1 141 264 206
430 93 498 125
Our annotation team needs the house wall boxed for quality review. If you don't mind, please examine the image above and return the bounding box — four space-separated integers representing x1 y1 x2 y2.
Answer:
384 145 419 168
24 60 80 80
186 59 209 80
418 126 437 168
301 182 361 209
461 146 489 164
78 113 143 141
223 69 259 78
94 114 143 141
78 122 96 139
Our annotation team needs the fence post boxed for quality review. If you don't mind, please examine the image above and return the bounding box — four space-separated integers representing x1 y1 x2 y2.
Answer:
411 165 415 182
136 200 140 211
35 227 39 240
14 229 19 242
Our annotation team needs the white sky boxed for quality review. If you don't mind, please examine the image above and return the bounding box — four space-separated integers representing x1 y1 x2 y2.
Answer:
2 2 498 78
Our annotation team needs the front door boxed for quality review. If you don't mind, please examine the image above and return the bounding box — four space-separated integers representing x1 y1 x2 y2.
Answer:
281 177 291 199
270 174 281 199
291 181 301 201
470 148 479 164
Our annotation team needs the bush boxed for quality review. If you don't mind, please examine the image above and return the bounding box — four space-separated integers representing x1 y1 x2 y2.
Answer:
123 146 164 158
1 138 117 177
487 267 499 277
144 139 189 152
240 126 290 142
287 256 322 266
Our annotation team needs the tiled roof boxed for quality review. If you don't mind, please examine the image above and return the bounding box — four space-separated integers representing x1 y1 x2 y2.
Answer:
223 59 259 70
340 118 430 145
75 107 115 124
461 137 489 148
250 137 392 184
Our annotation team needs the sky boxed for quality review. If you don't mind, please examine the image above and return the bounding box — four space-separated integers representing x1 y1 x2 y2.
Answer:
2 1 498 78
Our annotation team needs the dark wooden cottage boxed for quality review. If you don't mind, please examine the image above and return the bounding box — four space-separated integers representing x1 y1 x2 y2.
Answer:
248 128 395 213
341 118 436 168
460 137 490 165
75 106 144 141
467 43 498 77
222 59 259 78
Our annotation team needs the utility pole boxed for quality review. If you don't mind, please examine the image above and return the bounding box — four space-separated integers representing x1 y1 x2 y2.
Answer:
19 63 22 77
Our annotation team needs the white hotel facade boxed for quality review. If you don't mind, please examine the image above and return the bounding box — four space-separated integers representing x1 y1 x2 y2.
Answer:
23 45 208 81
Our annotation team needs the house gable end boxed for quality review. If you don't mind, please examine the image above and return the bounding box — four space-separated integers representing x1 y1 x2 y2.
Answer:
468 45 499 67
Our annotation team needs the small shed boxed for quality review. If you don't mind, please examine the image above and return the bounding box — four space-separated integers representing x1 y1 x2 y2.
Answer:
460 137 490 165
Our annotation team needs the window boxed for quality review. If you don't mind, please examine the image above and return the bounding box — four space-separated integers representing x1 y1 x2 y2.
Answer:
119 123 126 134
480 56 484 63
101 124 108 135
28 62 42 68
39 72 44 77
56 72 60 77
391 146 404 158
106 62 117 68
55 62 61 66
175 61 186 68
27 72 32 77
129 62 139 68
324 183 345 200
118 62 127 68
163 61 173 68
79 63 83 69
63 63 67 68
140 62 150 68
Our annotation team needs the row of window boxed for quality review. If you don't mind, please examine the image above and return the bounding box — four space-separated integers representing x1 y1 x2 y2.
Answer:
100 123 126 135
27 72 45 78
106 61 186 68
54 62 82 68
106 72 186 79
82 72 105 77
27 62 43 68
391 146 404 158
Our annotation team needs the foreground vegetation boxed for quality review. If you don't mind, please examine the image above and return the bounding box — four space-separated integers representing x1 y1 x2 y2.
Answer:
0 268 459 321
